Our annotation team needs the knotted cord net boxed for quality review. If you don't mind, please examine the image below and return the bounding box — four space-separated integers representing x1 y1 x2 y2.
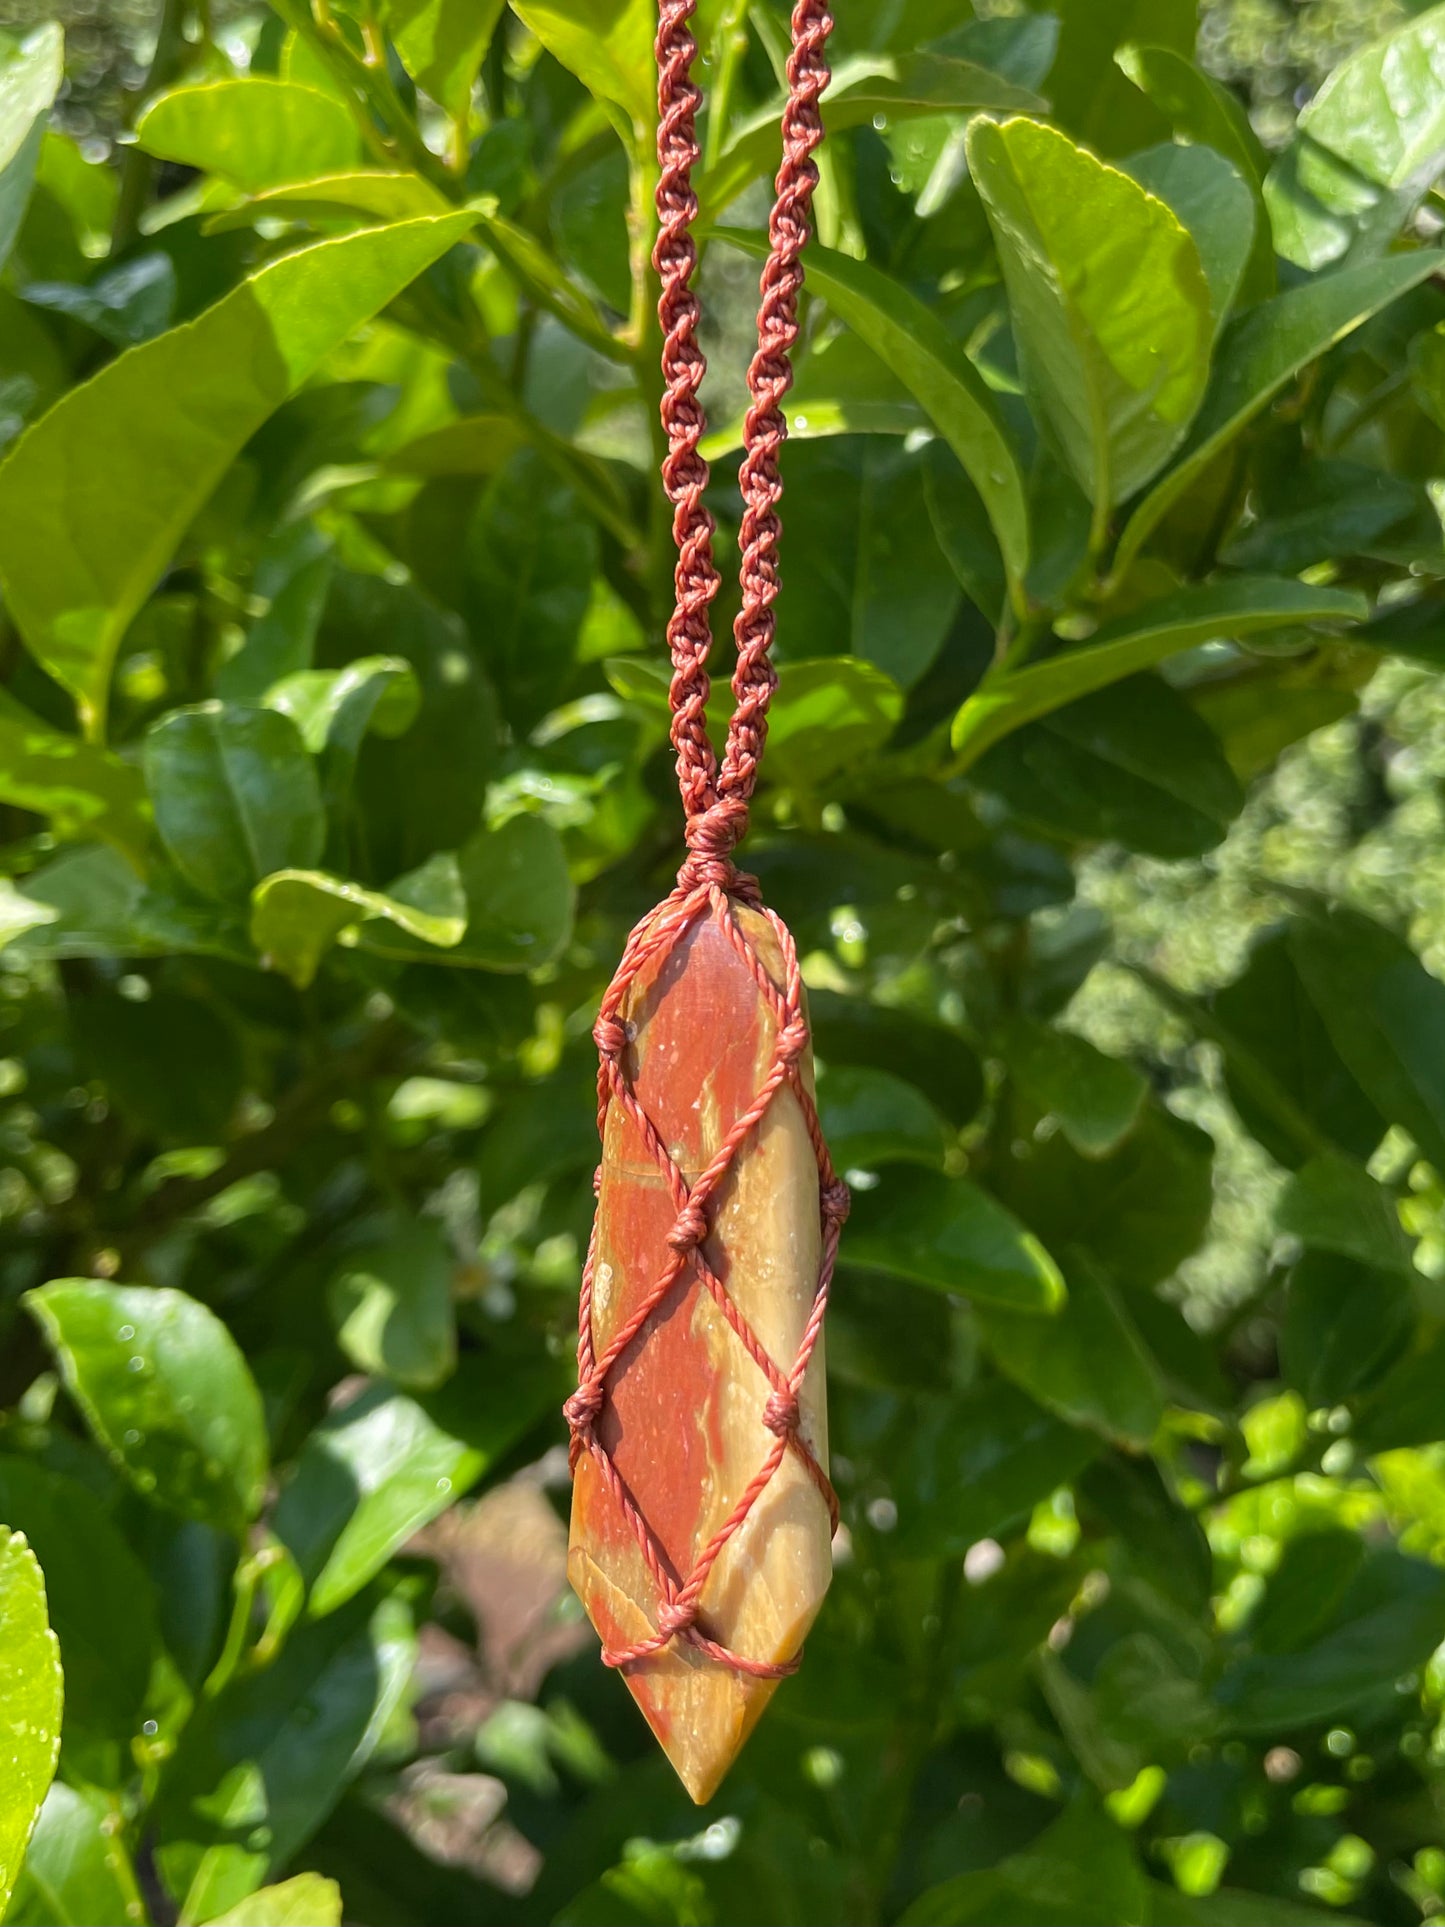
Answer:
564 0 843 1680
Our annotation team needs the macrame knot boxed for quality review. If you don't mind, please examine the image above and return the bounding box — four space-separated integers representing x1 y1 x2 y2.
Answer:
593 1015 629 1060
762 1388 801 1438
821 1178 851 1225
563 1379 606 1438
667 1198 709 1252
776 1019 808 1067
679 798 749 890
656 1598 697 1639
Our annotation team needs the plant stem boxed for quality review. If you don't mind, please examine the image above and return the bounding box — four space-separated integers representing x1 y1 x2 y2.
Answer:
110 0 189 258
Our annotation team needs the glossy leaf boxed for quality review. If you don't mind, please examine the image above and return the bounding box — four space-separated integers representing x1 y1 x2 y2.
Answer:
1276 1152 1415 1275
135 80 361 191
979 1260 1164 1447
1289 904 1445 1175
0 1458 156 1781
760 657 903 787
0 212 472 732
328 1219 457 1390
272 1384 480 1615
508 0 653 127
699 51 1044 216
845 1164 1065 1313
0 1528 62 1916
384 0 504 115
251 865 466 988
203 1874 343 1927
156 1590 414 1923
25 1281 268 1534
809 990 986 1127
1114 249 1445 581
815 1064 950 1173
892 1379 1099 1560
0 686 150 855
4 1782 144 1927
999 1014 1147 1157
1046 0 1196 156
145 704 325 904
902 1796 1149 1926
952 578 1367 766
1298 4 1445 189
1283 1249 1416 1407
0 25 63 274
968 116 1212 507
1125 142 1254 335
976 673 1246 860
721 230 1031 603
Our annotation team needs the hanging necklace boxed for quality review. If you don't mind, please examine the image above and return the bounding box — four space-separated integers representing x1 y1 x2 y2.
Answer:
562 0 843 1805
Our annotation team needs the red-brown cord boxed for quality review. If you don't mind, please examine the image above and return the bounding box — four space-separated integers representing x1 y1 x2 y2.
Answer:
565 0 843 1682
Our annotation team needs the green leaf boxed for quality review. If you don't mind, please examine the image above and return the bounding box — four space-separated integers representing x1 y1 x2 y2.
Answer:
145 704 325 904
1114 42 1274 300
216 524 332 704
999 1105 1214 1290
1114 249 1445 582
1211 931 1387 1169
1283 1249 1416 1407
384 0 504 116
1143 1882 1368 1926
968 115 1212 508
404 815 574 973
999 1015 1147 1158
274 1360 557 1615
1220 458 1415 574
952 578 1368 766
1046 0 1196 157
1298 3 1445 190
1217 1549 1445 1732
211 169 452 228
25 1281 268 1534
902 1795 1149 1927
0 25 64 275
845 1165 1065 1313
1125 142 1254 336
699 51 1044 216
6 845 250 967
250 865 466 989
508 0 653 127
1289 905 1445 1176
0 211 473 733
327 1219 457 1391
815 1065 949 1172
0 1528 62 1916
892 1379 1099 1559
0 686 150 856
979 1260 1164 1447
976 673 1246 860
23 252 176 349
472 209 627 364
0 1458 157 1782
135 80 361 192
719 230 1030 605
1354 1322 1445 1452
1276 1152 1415 1275
156 1589 414 1923
761 441 962 687
1114 45 1267 187
202 1874 343 1927
761 657 904 788
263 656 420 819
809 989 985 1127
3 1781 146 1927
320 572 499 880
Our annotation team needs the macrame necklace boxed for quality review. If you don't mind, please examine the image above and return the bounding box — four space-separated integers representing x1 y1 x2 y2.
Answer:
563 0 843 1805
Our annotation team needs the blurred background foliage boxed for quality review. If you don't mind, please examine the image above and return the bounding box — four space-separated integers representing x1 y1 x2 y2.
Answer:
4 2 1445 1926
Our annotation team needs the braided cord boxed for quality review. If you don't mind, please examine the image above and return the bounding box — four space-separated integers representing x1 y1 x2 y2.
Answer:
654 0 834 864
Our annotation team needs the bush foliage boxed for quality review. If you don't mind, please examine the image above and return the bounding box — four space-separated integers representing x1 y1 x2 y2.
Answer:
5 1 1445 1923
